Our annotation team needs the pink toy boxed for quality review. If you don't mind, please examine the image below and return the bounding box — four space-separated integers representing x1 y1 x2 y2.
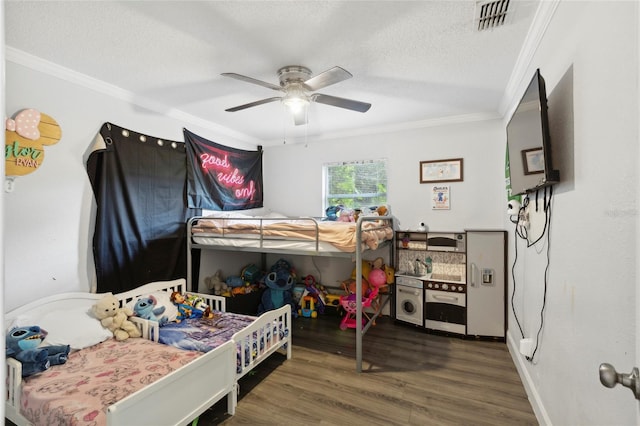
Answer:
368 268 387 288
338 286 380 330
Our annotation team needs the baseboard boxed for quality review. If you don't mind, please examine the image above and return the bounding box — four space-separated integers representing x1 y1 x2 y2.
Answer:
506 332 552 426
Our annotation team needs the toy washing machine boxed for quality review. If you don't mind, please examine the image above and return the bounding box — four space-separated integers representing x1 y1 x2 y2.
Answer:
395 275 423 327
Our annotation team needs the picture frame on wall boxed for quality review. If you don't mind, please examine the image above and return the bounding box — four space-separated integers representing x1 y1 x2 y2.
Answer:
522 148 544 175
431 185 450 210
420 158 464 183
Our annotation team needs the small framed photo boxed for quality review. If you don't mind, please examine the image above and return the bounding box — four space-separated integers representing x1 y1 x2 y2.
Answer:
431 185 450 210
521 148 544 175
420 158 463 183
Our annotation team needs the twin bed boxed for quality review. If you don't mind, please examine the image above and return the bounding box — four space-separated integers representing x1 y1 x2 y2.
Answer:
186 210 395 372
5 279 291 426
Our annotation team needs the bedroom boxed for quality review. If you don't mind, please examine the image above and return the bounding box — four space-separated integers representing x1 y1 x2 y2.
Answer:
2 1 639 425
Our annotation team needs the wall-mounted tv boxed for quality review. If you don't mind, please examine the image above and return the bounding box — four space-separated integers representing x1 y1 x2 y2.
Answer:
507 69 559 196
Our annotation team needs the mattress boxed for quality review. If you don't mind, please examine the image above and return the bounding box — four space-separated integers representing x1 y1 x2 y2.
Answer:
18 338 201 426
190 215 393 252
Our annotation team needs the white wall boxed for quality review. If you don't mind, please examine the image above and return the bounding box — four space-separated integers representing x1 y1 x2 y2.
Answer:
505 2 639 425
3 61 254 311
248 119 506 290
263 120 505 230
4 2 639 425
196 117 507 291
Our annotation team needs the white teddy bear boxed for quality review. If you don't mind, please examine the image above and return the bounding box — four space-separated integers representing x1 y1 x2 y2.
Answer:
92 293 142 341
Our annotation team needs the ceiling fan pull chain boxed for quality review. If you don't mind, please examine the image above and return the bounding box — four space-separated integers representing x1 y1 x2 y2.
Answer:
282 103 288 144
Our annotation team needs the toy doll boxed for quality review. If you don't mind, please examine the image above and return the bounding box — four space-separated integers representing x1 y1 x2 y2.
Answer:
170 292 214 322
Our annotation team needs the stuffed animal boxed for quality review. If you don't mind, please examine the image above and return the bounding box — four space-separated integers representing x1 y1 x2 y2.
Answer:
337 208 355 222
132 295 169 326
6 325 70 377
92 293 142 341
225 276 245 288
258 260 296 315
325 205 344 221
205 270 229 296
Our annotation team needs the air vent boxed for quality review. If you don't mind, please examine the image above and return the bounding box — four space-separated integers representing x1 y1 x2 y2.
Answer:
475 0 510 30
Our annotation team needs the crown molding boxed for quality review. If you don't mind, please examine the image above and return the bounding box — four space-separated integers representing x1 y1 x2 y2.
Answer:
499 0 561 122
7 45 506 148
5 47 259 145
265 111 502 146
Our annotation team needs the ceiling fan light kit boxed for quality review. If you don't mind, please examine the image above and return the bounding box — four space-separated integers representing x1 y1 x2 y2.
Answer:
222 65 371 126
281 83 309 114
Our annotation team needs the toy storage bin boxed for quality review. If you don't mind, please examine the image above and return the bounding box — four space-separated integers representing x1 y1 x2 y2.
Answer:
224 288 264 315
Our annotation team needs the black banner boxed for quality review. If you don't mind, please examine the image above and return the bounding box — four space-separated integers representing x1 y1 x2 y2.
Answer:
184 129 263 210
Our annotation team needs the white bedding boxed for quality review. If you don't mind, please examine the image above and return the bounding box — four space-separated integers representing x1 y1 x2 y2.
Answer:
192 234 340 251
189 213 394 253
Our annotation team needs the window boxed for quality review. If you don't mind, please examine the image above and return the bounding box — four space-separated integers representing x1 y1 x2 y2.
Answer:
323 159 388 211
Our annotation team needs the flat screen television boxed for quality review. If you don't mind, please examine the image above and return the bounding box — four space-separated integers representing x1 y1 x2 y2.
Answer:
507 69 559 196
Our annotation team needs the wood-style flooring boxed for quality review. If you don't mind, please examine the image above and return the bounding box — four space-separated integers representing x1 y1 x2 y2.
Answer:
197 312 537 425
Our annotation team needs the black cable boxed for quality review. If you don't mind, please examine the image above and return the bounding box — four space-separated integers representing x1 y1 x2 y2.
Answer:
524 188 550 247
528 186 553 362
511 216 525 339
515 196 529 241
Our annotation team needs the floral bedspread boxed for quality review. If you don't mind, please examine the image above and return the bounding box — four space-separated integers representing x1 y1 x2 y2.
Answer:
19 338 201 426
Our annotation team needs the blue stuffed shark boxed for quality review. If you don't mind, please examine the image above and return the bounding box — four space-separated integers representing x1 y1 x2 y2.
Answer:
133 295 169 325
6 325 70 377
258 264 296 316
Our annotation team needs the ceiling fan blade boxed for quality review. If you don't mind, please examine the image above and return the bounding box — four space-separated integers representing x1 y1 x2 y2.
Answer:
221 73 283 92
293 109 308 126
312 93 371 113
303 66 352 91
225 97 282 112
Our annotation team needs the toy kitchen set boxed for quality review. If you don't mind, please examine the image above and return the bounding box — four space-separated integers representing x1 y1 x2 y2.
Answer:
393 230 506 340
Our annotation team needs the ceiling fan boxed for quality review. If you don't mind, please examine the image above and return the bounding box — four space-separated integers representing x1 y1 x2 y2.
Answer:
222 65 371 125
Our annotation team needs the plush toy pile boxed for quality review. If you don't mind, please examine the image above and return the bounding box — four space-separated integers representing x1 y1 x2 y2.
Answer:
341 257 394 297
5 325 70 377
92 293 142 341
324 204 390 222
206 263 263 297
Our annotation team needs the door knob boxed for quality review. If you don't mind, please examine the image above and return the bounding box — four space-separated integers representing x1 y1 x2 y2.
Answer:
599 363 640 400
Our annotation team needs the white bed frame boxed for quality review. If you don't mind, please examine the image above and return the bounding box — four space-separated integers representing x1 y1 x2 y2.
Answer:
5 280 291 426
115 279 292 381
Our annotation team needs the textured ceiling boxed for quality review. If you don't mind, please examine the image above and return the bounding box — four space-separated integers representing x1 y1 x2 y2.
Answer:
5 1 542 146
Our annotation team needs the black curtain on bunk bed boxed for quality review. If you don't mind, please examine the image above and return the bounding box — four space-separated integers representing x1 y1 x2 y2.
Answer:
86 123 201 294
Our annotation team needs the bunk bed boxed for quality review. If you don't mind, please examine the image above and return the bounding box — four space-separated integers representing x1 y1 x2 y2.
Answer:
186 211 395 373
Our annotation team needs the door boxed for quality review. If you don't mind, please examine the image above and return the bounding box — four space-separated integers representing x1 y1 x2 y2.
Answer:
466 231 506 338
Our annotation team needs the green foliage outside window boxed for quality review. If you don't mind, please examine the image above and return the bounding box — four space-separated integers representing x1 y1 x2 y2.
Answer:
324 159 387 210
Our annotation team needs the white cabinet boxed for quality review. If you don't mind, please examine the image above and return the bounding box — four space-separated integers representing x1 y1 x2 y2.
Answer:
466 231 507 339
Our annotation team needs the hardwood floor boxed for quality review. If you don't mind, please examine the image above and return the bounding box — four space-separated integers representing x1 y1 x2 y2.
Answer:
197 313 537 425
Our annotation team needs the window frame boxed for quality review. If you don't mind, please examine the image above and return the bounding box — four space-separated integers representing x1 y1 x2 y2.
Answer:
322 158 388 213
